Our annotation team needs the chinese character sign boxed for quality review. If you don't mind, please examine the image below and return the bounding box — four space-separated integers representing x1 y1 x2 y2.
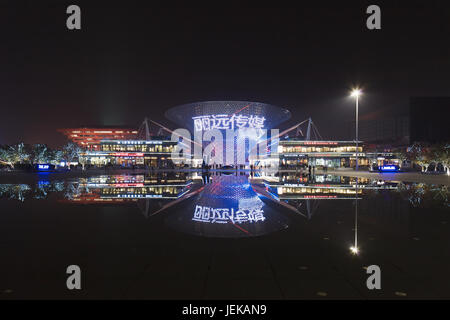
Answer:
193 114 266 132
192 205 266 224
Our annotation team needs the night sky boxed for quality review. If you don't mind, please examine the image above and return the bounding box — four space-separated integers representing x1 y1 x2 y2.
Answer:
1 1 450 147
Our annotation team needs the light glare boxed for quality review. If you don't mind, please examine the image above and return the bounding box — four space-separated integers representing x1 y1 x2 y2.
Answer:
351 89 362 97
350 246 359 255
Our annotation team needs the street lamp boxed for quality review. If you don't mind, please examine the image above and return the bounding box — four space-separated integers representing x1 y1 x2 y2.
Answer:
350 89 362 171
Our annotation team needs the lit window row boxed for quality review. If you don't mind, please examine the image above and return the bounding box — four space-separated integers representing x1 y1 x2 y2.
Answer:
282 146 362 153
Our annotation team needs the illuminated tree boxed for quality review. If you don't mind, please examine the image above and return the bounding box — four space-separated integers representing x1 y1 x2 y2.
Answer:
8 143 30 164
30 144 52 164
50 149 64 166
401 142 449 172
401 143 430 170
430 143 449 171
61 142 81 167
0 146 15 168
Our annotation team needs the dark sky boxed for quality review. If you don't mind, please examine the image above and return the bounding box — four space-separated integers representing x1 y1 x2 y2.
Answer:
1 0 450 147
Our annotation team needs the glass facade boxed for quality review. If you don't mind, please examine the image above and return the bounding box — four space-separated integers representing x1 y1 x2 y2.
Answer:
82 140 180 167
101 142 174 153
279 140 368 169
281 145 362 153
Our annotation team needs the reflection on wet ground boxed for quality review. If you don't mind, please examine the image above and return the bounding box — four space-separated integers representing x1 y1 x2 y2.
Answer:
165 175 289 238
0 171 449 299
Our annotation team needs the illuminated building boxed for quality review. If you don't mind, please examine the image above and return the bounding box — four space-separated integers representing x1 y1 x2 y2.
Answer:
80 140 180 167
166 101 291 167
278 140 369 169
165 101 291 132
58 127 138 150
58 101 401 170
165 101 380 169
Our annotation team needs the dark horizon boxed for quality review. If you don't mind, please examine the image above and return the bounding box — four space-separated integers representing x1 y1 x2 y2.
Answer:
1 1 450 147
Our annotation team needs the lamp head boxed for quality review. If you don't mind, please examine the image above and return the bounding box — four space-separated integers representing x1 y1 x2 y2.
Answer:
351 88 362 98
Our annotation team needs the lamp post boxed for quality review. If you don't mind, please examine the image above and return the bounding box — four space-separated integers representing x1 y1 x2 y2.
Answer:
350 88 362 255
351 89 362 170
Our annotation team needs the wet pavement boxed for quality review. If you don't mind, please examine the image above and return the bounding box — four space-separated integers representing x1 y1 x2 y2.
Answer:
0 171 449 299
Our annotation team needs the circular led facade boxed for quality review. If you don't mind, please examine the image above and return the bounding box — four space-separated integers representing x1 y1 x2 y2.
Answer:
165 101 291 132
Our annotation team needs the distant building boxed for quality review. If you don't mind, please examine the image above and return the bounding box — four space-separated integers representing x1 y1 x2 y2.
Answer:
410 97 450 144
267 139 398 169
58 127 138 150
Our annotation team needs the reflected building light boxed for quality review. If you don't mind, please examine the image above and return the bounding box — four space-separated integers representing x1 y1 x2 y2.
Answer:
192 205 265 224
351 177 360 255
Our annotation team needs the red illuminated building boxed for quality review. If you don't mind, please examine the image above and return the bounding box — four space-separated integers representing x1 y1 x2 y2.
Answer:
58 127 138 150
